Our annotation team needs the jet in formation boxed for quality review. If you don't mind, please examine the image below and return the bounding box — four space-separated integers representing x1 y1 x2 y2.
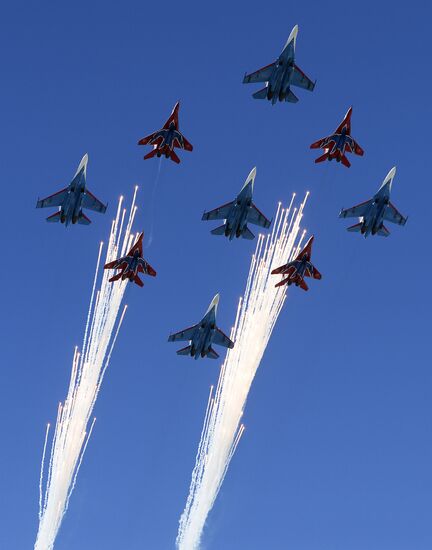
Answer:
104 232 156 287
168 294 234 360
310 107 364 167
201 167 271 240
36 154 107 226
272 235 322 291
243 25 315 104
339 166 407 237
138 102 193 164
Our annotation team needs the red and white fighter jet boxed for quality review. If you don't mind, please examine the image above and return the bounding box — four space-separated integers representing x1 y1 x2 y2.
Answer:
271 235 322 291
310 107 364 167
138 102 193 164
104 232 156 287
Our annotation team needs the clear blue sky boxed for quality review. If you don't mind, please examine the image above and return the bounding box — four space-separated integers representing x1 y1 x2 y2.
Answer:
0 1 431 549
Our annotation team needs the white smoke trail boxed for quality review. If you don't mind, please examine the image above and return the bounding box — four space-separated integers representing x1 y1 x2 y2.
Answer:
35 188 140 550
176 194 309 550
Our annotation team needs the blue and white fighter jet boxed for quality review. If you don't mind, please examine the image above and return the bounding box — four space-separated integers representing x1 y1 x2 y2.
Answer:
36 154 107 226
243 25 315 104
168 294 234 360
201 167 271 240
339 167 407 237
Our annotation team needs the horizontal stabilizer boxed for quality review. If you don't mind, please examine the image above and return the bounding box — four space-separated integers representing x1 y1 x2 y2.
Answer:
377 225 390 237
285 89 298 103
252 87 268 100
347 222 363 232
275 277 290 288
144 149 158 160
134 274 144 287
177 345 192 356
170 150 181 164
46 211 62 223
340 154 351 168
206 347 219 360
77 212 91 225
109 272 123 283
241 226 255 240
211 224 227 236
315 152 329 164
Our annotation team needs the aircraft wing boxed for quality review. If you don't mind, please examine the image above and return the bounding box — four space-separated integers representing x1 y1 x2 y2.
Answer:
168 325 198 342
345 137 364 156
36 188 68 209
82 191 107 214
213 328 234 349
339 199 372 219
202 201 234 221
291 64 315 91
182 135 193 151
247 204 271 228
243 62 276 84
384 202 407 225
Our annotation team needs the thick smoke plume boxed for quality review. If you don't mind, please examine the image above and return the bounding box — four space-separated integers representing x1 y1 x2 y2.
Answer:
176 195 308 550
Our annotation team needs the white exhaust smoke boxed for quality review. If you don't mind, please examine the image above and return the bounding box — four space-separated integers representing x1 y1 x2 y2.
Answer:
34 189 140 550
176 195 308 550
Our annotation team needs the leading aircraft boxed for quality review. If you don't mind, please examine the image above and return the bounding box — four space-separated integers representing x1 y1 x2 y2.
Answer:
339 166 407 237
310 107 364 167
104 232 156 287
201 167 271 240
168 294 234 360
36 154 107 226
242 25 315 105
271 236 322 291
138 102 193 164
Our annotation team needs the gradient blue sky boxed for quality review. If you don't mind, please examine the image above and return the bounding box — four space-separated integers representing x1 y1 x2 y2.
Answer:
0 2 431 549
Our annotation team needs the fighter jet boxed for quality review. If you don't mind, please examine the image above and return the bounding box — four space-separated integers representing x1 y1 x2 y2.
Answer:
103 232 156 287
271 236 322 291
36 154 107 226
339 166 407 237
242 25 315 105
138 102 193 164
310 107 364 167
201 167 271 240
168 294 234 360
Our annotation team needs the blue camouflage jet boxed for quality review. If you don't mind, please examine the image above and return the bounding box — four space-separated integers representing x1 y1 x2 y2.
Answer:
339 167 407 237
243 25 315 104
36 154 107 226
168 294 234 360
201 167 271 240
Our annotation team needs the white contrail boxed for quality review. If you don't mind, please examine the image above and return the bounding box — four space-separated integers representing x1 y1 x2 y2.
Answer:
35 189 140 550
176 194 309 550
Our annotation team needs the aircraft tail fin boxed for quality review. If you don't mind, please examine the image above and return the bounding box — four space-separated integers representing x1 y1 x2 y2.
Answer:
177 345 192 356
285 89 298 103
211 224 227 236
77 211 91 225
347 222 363 233
252 86 268 100
206 347 219 360
46 211 62 223
241 226 255 240
377 224 390 237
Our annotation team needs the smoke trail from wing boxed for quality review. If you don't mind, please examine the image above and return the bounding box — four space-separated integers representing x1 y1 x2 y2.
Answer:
176 194 309 550
34 189 140 550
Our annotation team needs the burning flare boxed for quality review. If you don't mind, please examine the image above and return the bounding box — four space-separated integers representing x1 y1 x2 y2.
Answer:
35 189 140 550
177 195 308 550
